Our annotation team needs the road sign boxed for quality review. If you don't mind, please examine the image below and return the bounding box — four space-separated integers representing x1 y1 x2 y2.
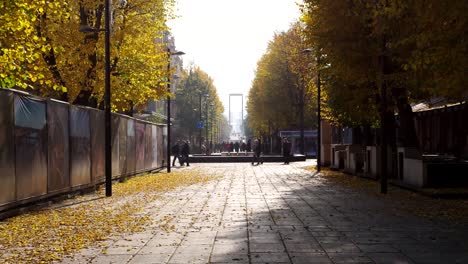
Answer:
197 121 204 129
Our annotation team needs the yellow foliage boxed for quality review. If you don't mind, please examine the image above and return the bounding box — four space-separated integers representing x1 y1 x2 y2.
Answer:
0 0 176 110
174 65 227 141
0 169 217 264
300 0 467 125
247 22 317 136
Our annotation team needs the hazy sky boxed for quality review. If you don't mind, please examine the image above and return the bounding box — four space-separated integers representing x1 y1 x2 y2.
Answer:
168 0 302 115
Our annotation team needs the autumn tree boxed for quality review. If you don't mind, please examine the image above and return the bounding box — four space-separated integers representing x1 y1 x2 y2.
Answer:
301 1 380 127
247 22 316 140
173 65 227 149
0 0 69 94
301 0 467 147
1 0 175 111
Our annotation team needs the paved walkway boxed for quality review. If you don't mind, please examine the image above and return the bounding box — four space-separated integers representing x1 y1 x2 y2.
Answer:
64 162 468 264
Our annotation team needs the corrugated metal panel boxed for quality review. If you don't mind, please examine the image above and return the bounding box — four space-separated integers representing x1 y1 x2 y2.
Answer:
69 106 91 187
47 100 70 192
14 95 48 199
0 90 16 205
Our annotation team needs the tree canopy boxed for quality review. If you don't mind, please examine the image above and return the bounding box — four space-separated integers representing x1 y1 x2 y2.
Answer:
300 0 467 127
173 65 228 146
1 0 175 111
247 22 316 137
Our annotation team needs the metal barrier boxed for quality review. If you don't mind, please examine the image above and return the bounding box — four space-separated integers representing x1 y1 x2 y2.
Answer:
0 88 166 213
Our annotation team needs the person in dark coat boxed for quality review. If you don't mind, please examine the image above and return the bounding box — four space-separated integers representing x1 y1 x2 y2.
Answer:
282 137 292 164
180 140 190 166
229 142 234 153
252 138 262 165
246 139 252 152
171 140 181 166
234 141 240 153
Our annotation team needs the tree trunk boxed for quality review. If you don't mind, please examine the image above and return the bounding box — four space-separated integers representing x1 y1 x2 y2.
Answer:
392 87 419 148
36 12 68 102
73 4 104 107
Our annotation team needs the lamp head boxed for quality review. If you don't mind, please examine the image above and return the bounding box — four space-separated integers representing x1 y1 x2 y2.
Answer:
171 51 185 56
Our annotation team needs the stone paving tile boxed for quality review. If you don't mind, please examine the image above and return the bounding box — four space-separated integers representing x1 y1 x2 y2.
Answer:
283 242 324 253
320 242 362 253
290 253 333 264
249 232 282 243
315 236 351 243
309 231 343 237
138 245 177 255
406 253 468 264
367 253 416 264
249 242 286 253
63 162 468 264
91 254 133 264
250 252 290 263
210 254 249 263
113 238 150 247
180 236 216 246
113 232 154 246
168 253 211 264
128 253 172 264
146 234 184 247
356 244 399 253
212 243 248 255
328 253 374 264
105 245 141 255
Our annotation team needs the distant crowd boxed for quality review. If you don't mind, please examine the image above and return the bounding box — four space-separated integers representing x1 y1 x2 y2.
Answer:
219 139 252 153
171 137 293 167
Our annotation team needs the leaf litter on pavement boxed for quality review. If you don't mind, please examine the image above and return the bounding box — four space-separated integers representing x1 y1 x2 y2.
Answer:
305 167 468 224
0 168 218 264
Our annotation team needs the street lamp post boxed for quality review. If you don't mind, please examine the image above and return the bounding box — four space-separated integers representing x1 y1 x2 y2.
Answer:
210 103 215 153
379 37 388 194
79 0 112 196
301 48 321 172
166 49 185 173
205 96 209 153
316 54 321 172
104 0 112 195
300 85 305 156
199 93 202 153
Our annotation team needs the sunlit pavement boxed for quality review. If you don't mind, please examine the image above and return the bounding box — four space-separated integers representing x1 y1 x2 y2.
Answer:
63 161 468 264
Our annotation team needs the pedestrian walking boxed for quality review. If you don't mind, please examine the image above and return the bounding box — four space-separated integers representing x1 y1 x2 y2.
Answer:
282 137 292 164
201 143 206 155
234 141 240 153
171 140 181 166
252 138 262 165
240 141 246 152
181 140 190 166
246 139 252 152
